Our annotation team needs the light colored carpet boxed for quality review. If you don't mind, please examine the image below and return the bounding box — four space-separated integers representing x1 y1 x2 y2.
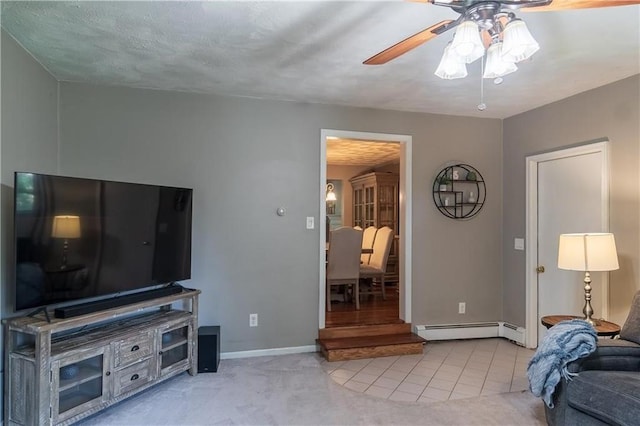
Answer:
81 353 546 425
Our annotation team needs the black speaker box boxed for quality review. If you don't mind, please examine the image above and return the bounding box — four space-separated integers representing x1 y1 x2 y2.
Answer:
198 326 220 373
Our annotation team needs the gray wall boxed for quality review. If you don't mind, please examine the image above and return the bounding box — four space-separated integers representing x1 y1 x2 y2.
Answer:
57 82 503 352
2 28 504 354
1 29 59 416
10 22 637 353
502 75 640 327
1 30 59 312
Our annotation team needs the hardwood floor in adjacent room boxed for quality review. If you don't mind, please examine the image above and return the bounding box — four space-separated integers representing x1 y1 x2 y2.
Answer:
326 290 400 328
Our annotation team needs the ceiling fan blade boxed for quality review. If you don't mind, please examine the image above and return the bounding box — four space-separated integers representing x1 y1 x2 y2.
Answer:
363 20 454 65
523 0 640 11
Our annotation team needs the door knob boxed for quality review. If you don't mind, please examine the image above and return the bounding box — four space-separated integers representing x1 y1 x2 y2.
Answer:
536 266 545 273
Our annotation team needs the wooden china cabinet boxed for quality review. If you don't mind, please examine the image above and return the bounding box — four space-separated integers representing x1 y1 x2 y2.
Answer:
349 171 399 283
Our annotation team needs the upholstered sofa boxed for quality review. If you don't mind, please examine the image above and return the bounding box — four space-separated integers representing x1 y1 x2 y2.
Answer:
545 292 640 426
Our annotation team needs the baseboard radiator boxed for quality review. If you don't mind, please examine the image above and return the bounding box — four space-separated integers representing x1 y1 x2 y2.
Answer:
415 321 526 346
219 323 527 360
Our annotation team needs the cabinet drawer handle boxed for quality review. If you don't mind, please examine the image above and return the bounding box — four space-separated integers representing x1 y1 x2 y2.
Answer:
131 345 140 352
131 374 139 381
106 371 111 376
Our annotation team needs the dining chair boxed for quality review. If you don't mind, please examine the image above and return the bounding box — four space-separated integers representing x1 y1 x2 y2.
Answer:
361 226 378 265
359 226 394 301
326 227 363 311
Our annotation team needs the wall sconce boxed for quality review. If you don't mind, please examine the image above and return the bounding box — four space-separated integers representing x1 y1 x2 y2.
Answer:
52 215 81 269
326 183 337 215
326 183 337 202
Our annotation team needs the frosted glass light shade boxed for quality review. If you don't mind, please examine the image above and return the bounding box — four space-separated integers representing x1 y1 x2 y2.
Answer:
450 21 485 64
502 19 540 63
434 43 468 79
483 41 518 78
52 215 81 239
326 183 337 201
558 233 619 272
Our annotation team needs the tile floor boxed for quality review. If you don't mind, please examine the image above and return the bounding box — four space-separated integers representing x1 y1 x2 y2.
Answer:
321 338 534 403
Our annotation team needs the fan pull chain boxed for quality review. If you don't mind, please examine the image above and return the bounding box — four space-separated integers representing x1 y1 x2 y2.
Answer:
478 53 487 111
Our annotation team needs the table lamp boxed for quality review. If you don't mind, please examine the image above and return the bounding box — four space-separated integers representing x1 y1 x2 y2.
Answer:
557 233 619 326
52 215 81 269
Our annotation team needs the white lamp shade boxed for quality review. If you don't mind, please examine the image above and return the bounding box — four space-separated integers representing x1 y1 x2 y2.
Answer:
501 19 540 63
558 233 619 272
483 41 518 79
434 43 468 80
450 21 485 64
52 215 81 239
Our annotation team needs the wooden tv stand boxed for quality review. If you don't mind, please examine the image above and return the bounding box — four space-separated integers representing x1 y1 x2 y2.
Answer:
4 289 200 426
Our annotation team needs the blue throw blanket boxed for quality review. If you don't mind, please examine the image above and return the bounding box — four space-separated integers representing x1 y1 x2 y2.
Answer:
527 319 597 408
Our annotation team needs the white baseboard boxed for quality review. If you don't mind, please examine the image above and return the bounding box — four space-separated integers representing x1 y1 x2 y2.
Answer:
219 324 527 361
221 344 318 360
415 322 526 346
499 322 527 346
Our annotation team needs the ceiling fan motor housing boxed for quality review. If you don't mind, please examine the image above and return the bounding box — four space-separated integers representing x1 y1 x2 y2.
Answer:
464 2 504 31
434 0 553 13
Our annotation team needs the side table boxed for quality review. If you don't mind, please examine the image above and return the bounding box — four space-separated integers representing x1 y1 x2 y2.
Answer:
541 315 620 337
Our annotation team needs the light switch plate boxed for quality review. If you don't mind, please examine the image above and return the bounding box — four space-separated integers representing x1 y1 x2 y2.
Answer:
306 216 314 229
514 238 525 251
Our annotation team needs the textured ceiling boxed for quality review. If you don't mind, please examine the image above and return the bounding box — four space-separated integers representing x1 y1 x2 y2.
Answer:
1 1 639 119
327 139 400 166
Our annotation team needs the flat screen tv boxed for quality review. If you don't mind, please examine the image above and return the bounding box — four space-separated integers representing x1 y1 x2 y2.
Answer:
14 172 192 312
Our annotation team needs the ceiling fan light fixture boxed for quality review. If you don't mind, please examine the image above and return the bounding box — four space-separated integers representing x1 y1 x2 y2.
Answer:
483 41 518 78
450 20 485 64
434 42 468 79
501 18 540 63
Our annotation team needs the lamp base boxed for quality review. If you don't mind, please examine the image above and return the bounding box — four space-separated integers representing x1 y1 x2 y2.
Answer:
582 317 601 327
582 271 598 327
60 239 69 269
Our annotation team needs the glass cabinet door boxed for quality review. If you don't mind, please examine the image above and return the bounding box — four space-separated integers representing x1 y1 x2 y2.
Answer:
353 187 364 228
158 321 192 376
52 346 110 423
364 185 375 228
377 183 398 231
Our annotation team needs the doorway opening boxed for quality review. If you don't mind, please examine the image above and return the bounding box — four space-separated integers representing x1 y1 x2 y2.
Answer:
319 129 412 330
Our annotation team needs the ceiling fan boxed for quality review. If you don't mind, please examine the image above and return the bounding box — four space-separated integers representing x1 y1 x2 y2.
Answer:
364 0 640 79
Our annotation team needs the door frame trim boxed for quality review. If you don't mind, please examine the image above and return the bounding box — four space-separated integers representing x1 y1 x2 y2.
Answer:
319 129 412 329
525 140 610 348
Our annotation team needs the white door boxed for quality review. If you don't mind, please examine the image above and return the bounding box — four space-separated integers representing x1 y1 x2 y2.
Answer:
526 142 609 347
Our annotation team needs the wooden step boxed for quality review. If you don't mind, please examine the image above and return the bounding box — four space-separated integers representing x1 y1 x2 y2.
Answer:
317 333 426 362
318 322 411 340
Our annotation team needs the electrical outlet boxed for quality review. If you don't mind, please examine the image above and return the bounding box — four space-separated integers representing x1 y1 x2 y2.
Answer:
458 302 466 314
249 313 258 327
